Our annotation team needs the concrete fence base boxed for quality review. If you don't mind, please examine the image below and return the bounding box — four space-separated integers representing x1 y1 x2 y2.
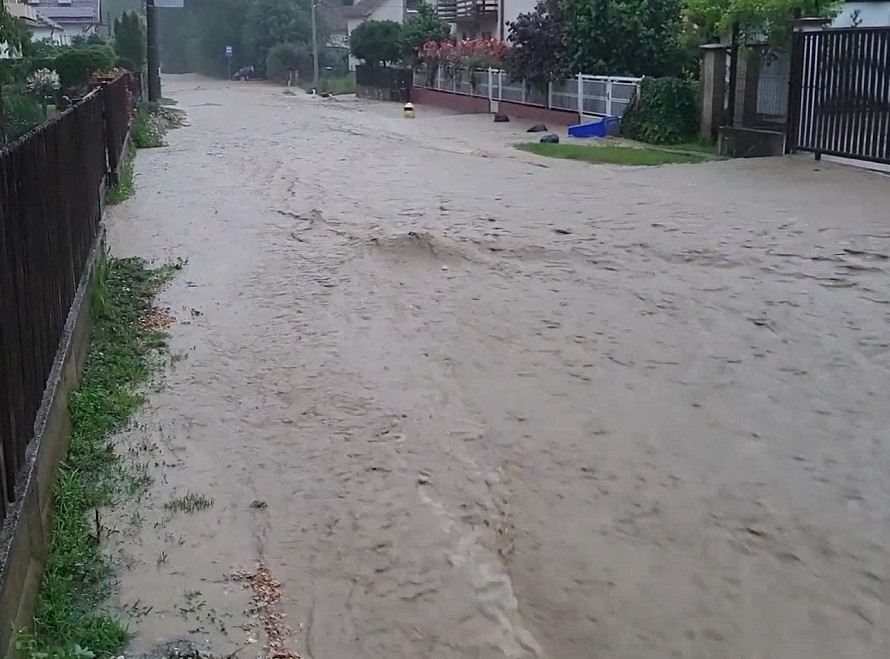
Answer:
0 231 105 658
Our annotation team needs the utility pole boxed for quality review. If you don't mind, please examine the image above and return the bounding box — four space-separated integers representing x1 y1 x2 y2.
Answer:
310 0 319 86
146 0 161 102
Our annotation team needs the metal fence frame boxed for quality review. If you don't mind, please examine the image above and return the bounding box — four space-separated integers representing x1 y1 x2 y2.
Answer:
0 74 133 521
787 25 890 164
413 67 642 120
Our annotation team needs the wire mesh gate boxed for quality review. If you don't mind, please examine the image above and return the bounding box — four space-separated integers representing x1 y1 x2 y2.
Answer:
787 25 890 164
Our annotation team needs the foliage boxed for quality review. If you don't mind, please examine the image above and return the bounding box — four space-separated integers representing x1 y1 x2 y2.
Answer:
350 20 402 66
23 39 64 59
243 0 316 61
23 255 173 659
266 42 308 81
26 68 61 98
505 0 566 90
517 141 710 165
419 38 506 74
400 4 452 63
561 0 686 77
620 77 699 144
54 45 116 88
129 102 183 149
106 141 136 205
113 10 147 70
2 93 43 141
0 4 28 57
158 0 323 77
684 0 839 48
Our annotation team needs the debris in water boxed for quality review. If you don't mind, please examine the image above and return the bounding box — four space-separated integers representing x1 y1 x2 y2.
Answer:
231 562 300 659
250 500 268 509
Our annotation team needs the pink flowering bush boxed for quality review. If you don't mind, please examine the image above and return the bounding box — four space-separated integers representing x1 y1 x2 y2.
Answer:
419 37 507 86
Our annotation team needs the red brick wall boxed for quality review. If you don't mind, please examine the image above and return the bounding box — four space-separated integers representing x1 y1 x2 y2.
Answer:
410 87 489 114
499 101 578 126
411 86 580 126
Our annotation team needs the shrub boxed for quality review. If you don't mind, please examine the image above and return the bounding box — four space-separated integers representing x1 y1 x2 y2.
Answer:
2 93 44 140
113 11 147 71
620 77 698 145
266 42 304 81
54 45 116 88
349 20 402 66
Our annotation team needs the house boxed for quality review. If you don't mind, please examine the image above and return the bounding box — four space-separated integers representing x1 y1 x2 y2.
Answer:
4 1 67 45
436 0 537 41
26 0 102 40
343 0 423 70
832 1 890 27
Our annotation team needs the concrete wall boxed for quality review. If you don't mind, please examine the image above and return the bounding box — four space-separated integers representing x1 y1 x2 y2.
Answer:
0 233 104 659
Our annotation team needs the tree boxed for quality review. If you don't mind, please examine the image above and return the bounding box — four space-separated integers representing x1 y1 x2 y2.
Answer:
349 20 402 66
114 10 147 70
561 0 686 77
157 0 321 76
243 0 317 62
684 0 838 48
0 4 28 57
400 4 452 63
504 0 567 90
266 42 312 80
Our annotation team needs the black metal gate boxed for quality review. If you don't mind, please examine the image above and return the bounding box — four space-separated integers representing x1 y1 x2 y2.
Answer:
787 26 890 164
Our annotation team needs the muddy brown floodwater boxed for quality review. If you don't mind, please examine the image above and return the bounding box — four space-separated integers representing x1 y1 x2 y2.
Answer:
105 75 890 659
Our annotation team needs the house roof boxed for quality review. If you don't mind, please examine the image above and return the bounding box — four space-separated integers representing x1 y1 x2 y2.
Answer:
319 2 349 32
342 0 389 20
30 0 99 26
4 2 65 31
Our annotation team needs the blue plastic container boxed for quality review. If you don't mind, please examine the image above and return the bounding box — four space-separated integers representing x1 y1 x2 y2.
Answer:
568 116 619 138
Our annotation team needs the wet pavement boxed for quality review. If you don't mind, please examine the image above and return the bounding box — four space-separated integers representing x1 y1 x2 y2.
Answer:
106 75 890 659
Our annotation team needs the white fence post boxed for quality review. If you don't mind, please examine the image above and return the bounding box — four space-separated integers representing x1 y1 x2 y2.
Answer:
606 79 613 116
488 67 493 103
577 73 583 119
547 80 553 108
437 66 442 90
498 69 503 100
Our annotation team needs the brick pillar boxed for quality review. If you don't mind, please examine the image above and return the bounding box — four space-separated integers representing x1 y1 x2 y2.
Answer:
699 44 727 141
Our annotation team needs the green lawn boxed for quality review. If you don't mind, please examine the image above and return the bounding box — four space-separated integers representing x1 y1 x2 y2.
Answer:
516 142 712 166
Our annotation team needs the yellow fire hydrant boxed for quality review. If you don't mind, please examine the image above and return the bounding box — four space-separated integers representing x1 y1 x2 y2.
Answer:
403 102 415 119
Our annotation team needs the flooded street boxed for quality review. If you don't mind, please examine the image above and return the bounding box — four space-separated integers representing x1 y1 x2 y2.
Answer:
107 75 889 659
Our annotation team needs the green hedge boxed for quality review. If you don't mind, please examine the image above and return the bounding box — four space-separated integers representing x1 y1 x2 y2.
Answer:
621 77 699 145
0 46 115 89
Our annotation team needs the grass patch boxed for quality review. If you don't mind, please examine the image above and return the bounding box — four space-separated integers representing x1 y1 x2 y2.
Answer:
517 142 711 165
130 104 164 149
19 256 175 659
165 492 214 514
300 73 356 96
159 97 178 106
669 138 719 155
105 141 137 205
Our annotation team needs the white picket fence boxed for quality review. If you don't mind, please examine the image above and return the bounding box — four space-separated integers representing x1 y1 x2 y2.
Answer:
414 67 643 119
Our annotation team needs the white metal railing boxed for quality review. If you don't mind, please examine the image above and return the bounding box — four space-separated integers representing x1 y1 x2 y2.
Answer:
414 67 642 119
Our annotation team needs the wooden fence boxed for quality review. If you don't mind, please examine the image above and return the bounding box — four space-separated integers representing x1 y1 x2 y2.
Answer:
0 74 134 521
